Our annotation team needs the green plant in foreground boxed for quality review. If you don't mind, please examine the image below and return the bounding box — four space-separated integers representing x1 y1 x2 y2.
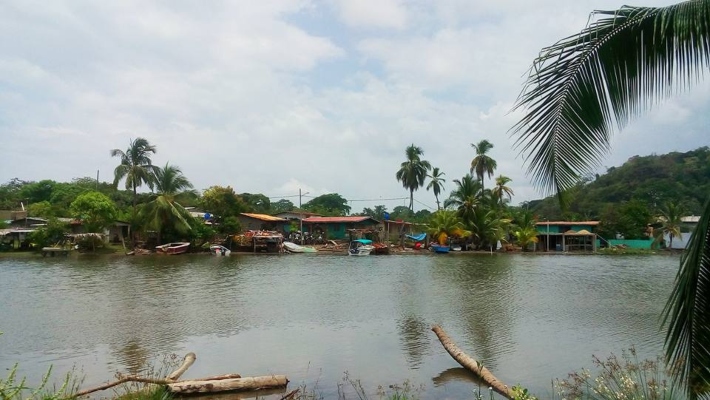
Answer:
552 347 682 400
0 364 81 400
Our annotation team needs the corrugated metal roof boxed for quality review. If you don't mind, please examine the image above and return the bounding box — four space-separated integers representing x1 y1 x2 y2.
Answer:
536 221 600 226
240 213 288 222
303 216 379 223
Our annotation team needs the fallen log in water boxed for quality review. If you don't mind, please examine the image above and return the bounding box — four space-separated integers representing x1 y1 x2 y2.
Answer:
432 325 514 399
167 375 289 394
70 352 286 398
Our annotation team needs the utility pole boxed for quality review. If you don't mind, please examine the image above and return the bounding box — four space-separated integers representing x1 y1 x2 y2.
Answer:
299 189 303 245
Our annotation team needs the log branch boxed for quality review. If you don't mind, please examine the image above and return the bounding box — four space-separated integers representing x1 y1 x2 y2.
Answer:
432 325 514 399
167 375 288 394
166 352 196 381
72 376 171 398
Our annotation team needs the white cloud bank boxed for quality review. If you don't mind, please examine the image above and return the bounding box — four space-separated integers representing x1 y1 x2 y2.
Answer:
1 0 707 212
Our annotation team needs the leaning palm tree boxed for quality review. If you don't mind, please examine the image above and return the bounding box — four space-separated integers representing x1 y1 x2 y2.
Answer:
426 167 446 210
470 140 497 191
141 163 194 245
510 1 710 396
111 138 158 221
395 144 432 211
492 175 514 208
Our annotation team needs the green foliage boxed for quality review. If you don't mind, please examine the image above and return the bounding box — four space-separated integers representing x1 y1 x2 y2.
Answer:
271 199 295 214
200 186 248 220
219 216 242 235
0 178 28 209
27 201 55 218
597 199 653 240
0 363 82 400
303 193 351 216
360 205 389 219
426 167 446 210
28 218 68 248
239 193 271 214
70 191 118 232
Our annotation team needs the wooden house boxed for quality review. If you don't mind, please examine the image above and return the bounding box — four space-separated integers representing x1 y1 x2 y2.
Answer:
238 213 289 232
301 216 380 240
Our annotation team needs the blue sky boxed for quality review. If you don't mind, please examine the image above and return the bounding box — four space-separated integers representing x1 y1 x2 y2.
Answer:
2 0 708 212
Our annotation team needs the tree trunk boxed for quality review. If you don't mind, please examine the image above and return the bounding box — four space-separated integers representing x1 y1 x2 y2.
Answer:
431 325 513 399
167 375 288 394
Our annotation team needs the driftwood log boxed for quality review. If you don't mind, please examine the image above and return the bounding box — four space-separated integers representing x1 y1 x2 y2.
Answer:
71 352 287 398
167 375 288 394
432 325 514 399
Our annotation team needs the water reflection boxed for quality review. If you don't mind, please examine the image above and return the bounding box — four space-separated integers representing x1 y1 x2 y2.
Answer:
0 253 679 399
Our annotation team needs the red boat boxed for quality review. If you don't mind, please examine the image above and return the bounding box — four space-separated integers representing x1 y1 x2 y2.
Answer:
155 242 190 255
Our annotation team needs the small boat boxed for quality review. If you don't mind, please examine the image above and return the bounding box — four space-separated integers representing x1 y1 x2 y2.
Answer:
283 241 317 253
348 239 375 256
210 245 231 256
430 244 450 254
155 242 190 255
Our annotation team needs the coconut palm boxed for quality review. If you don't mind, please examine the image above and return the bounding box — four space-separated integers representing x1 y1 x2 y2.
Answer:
510 1 710 395
110 138 158 221
470 140 497 191
141 163 194 245
444 174 483 224
492 175 514 208
426 167 446 210
396 144 432 212
468 208 508 250
654 200 687 249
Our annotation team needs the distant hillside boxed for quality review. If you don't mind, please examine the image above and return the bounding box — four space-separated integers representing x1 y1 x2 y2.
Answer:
526 146 710 220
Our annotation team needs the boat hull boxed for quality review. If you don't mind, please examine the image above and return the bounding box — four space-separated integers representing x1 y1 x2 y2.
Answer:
156 242 190 255
430 245 450 254
210 245 231 256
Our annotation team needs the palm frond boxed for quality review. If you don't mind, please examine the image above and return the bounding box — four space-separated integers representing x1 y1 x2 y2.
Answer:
511 0 710 196
662 196 710 396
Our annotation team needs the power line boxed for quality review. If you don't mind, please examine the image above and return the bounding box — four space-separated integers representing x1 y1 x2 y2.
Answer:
413 198 436 210
347 197 408 202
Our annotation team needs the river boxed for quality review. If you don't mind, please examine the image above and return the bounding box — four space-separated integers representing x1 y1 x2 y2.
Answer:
0 253 678 399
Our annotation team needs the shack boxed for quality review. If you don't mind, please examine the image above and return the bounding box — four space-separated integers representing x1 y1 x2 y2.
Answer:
536 221 600 252
302 216 380 240
238 213 289 232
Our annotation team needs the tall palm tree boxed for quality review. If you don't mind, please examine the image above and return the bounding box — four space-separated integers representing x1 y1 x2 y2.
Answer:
426 167 446 210
492 175 514 208
510 2 710 395
470 140 497 191
395 144 432 211
444 174 483 224
141 163 194 245
110 138 158 221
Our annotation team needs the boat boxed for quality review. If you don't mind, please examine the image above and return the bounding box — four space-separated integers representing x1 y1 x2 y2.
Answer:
155 242 190 255
210 245 231 256
283 241 317 253
430 244 450 254
348 239 375 256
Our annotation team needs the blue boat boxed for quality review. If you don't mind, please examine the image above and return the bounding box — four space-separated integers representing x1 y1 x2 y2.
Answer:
430 244 450 254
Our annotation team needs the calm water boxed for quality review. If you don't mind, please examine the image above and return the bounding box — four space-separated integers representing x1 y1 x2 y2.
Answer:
0 253 678 399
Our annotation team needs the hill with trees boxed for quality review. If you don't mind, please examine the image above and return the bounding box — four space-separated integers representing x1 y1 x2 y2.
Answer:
525 146 710 238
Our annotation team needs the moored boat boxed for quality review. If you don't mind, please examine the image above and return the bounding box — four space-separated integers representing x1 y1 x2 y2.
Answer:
155 242 190 255
209 244 231 256
348 239 375 256
430 244 450 254
283 241 317 253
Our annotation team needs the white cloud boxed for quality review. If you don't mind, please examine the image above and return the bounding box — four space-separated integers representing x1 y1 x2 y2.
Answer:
1 0 708 213
332 0 407 30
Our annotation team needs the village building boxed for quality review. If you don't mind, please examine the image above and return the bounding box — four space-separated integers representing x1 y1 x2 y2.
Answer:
301 216 380 240
536 221 600 252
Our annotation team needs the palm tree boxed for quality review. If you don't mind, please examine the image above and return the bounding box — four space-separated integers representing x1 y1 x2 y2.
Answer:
470 140 497 191
110 138 158 221
427 210 470 246
395 144 432 211
654 200 687 249
510 2 710 395
426 167 446 210
492 175 514 208
141 163 194 245
444 174 483 224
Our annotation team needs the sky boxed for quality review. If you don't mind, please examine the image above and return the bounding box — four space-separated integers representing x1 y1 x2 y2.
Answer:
2 0 709 213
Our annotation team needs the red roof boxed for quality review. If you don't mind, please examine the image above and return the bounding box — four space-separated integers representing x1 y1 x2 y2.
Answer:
303 216 379 223
536 221 600 226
